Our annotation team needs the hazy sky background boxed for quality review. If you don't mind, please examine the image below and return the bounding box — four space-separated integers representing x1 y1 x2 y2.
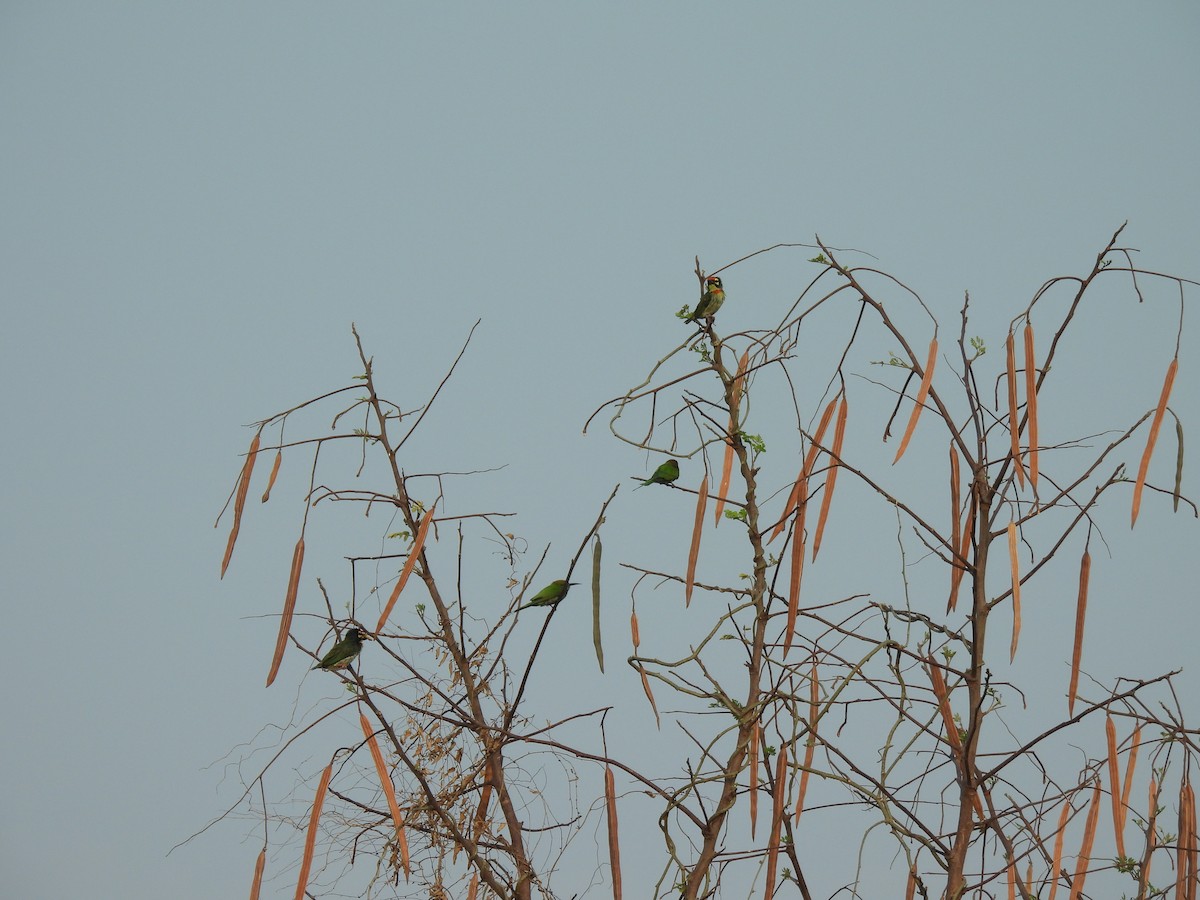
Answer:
2 4 1198 898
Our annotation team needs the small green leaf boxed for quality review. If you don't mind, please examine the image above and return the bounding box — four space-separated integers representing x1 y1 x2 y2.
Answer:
869 351 911 368
738 432 767 454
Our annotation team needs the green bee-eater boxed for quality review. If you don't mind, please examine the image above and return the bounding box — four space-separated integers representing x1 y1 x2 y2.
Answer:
312 628 363 671
519 579 577 610
635 458 680 489
686 275 726 322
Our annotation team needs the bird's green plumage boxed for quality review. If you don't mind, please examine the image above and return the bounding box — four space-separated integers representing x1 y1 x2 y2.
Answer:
520 579 576 610
312 628 363 670
687 276 726 322
635 458 680 489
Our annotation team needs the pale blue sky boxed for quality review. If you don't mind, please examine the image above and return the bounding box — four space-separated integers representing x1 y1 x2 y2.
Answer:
2 4 1197 898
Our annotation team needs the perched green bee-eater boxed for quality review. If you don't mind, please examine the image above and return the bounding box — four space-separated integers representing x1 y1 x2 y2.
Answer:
635 458 680 489
519 579 577 610
686 275 726 322
312 628 363 671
